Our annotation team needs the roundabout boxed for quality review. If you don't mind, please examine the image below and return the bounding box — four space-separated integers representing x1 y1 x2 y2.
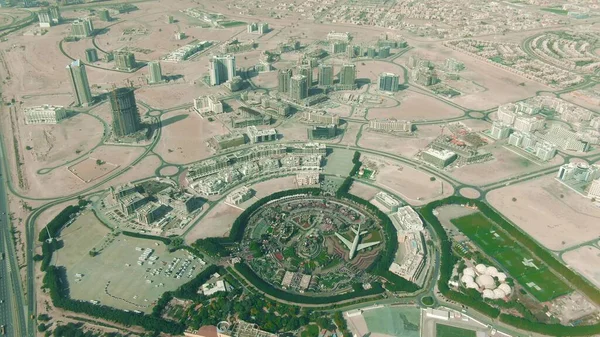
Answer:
239 195 385 295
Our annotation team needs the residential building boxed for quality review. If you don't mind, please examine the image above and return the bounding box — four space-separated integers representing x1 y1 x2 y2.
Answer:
295 172 320 186
113 50 136 71
536 126 589 152
369 118 412 132
85 48 98 63
378 73 399 92
508 132 524 147
98 9 111 22
209 54 236 86
374 191 401 212
246 126 277 144
298 65 313 89
302 110 340 125
226 186 252 205
277 68 293 94
109 87 141 137
513 116 544 133
490 121 511 140
290 74 308 101
24 105 68 124
392 206 424 232
147 61 163 84
71 18 94 37
378 46 391 58
310 124 337 139
194 95 224 114
209 131 246 151
247 22 269 34
49 6 61 24
534 141 557 161
37 9 52 27
445 58 465 72
66 59 93 107
318 64 334 87
557 163 600 182
338 64 356 90
330 41 348 54
421 148 457 168
326 31 351 42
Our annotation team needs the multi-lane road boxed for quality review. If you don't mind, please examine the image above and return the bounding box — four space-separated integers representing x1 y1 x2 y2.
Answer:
0 139 28 337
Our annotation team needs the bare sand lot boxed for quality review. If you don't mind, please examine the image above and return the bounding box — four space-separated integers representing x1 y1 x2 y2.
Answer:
278 122 309 142
328 104 353 118
94 155 162 193
358 124 441 157
22 112 104 169
450 144 564 186
135 82 221 110
368 91 464 121
349 181 381 201
185 203 242 244
374 158 454 206
562 246 600 288
251 71 278 89
68 158 119 183
249 176 298 199
486 175 600 250
402 45 549 110
355 61 406 83
155 110 228 165
335 122 362 147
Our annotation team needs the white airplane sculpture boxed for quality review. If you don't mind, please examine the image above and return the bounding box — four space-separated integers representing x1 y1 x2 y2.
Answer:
334 223 380 260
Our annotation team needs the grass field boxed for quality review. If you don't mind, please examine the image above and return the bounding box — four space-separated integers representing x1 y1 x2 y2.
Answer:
362 306 420 337
323 148 355 176
436 324 476 337
451 212 572 302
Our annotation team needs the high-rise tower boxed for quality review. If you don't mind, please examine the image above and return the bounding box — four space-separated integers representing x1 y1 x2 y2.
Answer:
109 87 141 137
66 60 93 107
377 72 399 92
318 64 334 87
148 61 163 84
277 68 293 94
298 65 312 97
209 55 236 86
289 75 308 101
338 64 356 90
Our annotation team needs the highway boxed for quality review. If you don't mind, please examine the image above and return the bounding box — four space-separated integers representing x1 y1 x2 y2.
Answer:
0 141 28 337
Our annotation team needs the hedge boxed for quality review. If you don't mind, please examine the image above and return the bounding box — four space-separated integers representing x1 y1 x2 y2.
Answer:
43 266 184 334
38 205 81 242
234 262 384 304
121 231 172 245
420 196 600 335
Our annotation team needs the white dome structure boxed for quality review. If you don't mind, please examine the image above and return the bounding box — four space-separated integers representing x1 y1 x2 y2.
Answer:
476 275 495 289
485 266 498 277
482 289 495 299
496 272 507 282
498 283 512 296
463 267 476 277
461 275 474 284
465 281 478 289
493 289 506 299
475 264 487 274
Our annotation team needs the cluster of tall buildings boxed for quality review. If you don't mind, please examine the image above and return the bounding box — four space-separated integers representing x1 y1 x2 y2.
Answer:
37 6 61 27
495 102 544 133
407 55 439 86
277 63 356 101
557 163 600 199
246 22 269 34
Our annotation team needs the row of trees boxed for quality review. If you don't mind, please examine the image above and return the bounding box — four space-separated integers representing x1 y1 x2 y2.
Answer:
419 196 600 336
38 205 82 242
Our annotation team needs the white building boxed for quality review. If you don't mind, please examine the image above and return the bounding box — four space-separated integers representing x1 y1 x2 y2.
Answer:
295 172 320 186
38 10 52 28
246 126 277 144
537 126 589 152
209 54 236 86
374 191 401 212
327 31 352 42
490 120 511 140
194 95 224 114
226 186 252 205
201 280 230 296
534 141 557 161
513 116 544 133
391 206 424 232
24 105 68 124
557 162 600 182
369 118 412 132
588 179 600 199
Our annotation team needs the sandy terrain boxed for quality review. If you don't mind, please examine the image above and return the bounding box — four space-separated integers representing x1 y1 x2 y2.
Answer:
459 187 481 199
486 175 600 250
355 60 406 83
278 121 309 142
367 91 464 121
349 181 381 201
249 176 298 199
450 144 565 186
358 124 441 157
92 155 162 193
135 82 225 110
154 109 228 165
373 157 454 206
562 246 600 288
185 203 242 244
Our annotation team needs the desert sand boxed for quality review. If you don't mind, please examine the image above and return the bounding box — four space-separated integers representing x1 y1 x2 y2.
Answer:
562 246 600 288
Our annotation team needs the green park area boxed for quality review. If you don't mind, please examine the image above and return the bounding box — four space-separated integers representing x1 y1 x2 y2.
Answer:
323 148 355 176
436 324 476 337
540 7 568 15
451 212 572 302
363 306 420 337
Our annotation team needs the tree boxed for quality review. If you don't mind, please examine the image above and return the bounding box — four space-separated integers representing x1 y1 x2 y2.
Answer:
430 176 436 181
512 197 517 202
96 159 105 165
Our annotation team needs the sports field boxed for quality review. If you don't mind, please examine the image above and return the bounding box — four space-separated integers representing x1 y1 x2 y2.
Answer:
362 306 420 337
451 212 572 302
436 324 476 337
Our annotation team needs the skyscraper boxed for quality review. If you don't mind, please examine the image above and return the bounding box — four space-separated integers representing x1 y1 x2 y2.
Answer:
289 74 308 101
49 6 61 24
378 72 399 92
147 61 163 84
278 68 293 94
298 65 312 97
318 64 334 87
85 48 98 63
110 87 141 137
37 9 51 27
209 55 236 86
66 60 93 107
114 51 136 71
71 18 94 38
339 64 356 90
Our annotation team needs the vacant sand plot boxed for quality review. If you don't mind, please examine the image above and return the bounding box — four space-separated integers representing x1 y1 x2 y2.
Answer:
368 91 464 121
562 246 600 288
450 144 564 186
135 82 224 110
278 122 309 142
68 158 119 183
93 155 162 193
349 181 381 201
251 71 278 89
155 110 228 165
486 175 600 250
375 159 453 206
185 203 242 244
336 122 362 147
250 176 298 198
55 212 205 313
358 124 440 157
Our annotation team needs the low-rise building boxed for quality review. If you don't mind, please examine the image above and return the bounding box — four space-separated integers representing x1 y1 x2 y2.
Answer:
369 118 412 132
421 149 457 168
557 162 600 182
246 126 277 144
24 105 68 124
310 124 337 139
374 191 401 212
295 172 320 186
226 186 252 205
209 131 246 151
588 179 600 199
302 110 340 125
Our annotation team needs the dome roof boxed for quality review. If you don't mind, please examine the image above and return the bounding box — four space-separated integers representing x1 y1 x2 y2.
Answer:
476 274 496 289
465 281 478 289
482 289 495 299
461 275 474 284
485 266 498 277
493 289 506 299
496 272 507 282
475 264 487 274
498 283 512 295
463 267 476 277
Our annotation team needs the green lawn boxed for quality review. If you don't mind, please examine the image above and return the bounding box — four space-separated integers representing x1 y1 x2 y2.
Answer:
451 212 572 302
541 7 568 15
436 324 476 337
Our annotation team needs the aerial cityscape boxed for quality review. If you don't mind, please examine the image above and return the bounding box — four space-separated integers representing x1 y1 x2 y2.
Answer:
0 0 599 337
